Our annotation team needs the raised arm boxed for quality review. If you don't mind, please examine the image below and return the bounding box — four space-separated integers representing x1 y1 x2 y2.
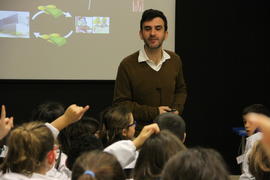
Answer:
133 123 160 149
0 105 14 140
104 123 160 167
50 104 89 131
248 113 270 147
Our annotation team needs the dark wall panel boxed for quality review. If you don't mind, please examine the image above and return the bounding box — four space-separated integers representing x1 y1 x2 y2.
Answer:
0 80 115 124
175 0 269 174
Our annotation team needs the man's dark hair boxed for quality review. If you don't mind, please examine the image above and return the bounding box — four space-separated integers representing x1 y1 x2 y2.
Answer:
242 104 270 117
140 9 168 31
154 113 186 141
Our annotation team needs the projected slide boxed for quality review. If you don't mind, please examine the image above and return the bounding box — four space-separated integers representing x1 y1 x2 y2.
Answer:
0 11 29 38
0 0 175 80
0 4 110 46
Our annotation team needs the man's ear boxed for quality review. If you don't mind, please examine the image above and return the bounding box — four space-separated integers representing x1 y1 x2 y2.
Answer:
139 30 143 40
47 149 56 165
164 31 168 40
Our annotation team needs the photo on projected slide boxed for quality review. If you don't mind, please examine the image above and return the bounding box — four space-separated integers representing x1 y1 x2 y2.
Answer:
92 17 109 34
75 16 110 34
0 11 29 38
75 16 93 33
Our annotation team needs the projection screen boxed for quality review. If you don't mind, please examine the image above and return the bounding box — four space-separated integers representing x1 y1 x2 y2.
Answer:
0 0 175 80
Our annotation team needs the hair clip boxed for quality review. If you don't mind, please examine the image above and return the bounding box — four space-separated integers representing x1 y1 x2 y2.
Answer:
84 170 95 177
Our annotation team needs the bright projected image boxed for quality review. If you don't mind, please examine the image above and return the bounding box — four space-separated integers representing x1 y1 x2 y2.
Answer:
0 11 29 38
0 0 175 80
75 16 110 34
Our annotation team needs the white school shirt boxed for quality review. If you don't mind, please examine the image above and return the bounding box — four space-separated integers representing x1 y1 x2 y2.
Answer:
0 172 30 180
104 140 137 168
239 132 262 180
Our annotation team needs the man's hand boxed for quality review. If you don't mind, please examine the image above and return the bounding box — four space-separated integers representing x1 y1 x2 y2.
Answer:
0 105 14 139
158 106 171 114
133 123 160 149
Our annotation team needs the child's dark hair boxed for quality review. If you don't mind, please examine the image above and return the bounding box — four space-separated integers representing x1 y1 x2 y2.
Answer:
58 118 103 169
101 105 132 146
162 147 230 180
31 101 65 123
134 130 186 180
242 104 270 117
154 113 186 141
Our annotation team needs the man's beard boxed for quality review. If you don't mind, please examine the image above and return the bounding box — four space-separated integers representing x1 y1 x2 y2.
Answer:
144 37 164 49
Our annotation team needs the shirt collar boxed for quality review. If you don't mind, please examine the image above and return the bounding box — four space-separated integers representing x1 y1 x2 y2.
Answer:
138 47 170 63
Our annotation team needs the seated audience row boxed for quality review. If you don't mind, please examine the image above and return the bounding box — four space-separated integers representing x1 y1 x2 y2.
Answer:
1 102 270 180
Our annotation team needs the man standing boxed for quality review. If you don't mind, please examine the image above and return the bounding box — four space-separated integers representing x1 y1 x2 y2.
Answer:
113 9 187 131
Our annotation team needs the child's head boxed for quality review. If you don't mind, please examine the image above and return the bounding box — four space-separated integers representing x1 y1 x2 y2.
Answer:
102 105 135 146
242 104 270 136
31 101 65 123
57 118 103 170
162 147 229 180
134 130 186 180
0 121 55 176
154 113 186 142
72 151 126 180
58 116 101 148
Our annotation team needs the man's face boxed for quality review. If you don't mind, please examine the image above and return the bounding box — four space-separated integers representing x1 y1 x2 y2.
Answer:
243 113 260 136
140 17 168 49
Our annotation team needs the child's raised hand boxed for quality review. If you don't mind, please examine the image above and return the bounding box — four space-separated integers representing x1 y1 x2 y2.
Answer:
50 104 89 131
63 104 90 124
0 105 14 139
133 123 160 149
248 113 270 147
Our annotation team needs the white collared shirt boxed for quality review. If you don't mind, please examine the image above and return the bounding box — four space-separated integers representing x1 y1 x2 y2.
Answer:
138 48 171 71
239 132 262 180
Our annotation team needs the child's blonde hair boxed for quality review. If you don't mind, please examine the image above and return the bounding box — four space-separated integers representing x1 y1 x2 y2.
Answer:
1 121 54 176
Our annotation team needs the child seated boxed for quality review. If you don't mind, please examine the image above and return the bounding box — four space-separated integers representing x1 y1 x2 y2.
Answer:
0 104 89 180
162 147 229 180
72 151 126 180
240 104 270 180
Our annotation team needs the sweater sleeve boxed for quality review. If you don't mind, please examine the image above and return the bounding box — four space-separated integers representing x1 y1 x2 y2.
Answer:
171 56 187 114
113 62 159 122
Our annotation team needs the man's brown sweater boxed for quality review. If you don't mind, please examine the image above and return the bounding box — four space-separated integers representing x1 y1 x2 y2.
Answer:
113 50 187 129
